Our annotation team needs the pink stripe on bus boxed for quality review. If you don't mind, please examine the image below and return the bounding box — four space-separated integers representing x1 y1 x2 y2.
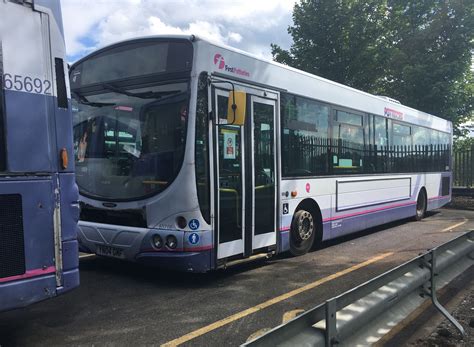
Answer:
184 245 214 252
428 196 448 200
0 266 56 284
141 245 214 253
279 195 448 231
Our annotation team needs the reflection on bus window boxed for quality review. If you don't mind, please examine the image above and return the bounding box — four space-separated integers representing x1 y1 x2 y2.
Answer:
72 83 188 200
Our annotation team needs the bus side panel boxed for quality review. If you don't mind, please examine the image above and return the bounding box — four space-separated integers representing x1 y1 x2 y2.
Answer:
58 172 80 291
4 90 54 172
59 173 80 241
0 179 56 273
426 172 452 210
37 1 80 289
1 3 55 173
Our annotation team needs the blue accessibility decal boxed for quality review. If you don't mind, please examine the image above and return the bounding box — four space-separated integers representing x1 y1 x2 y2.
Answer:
189 232 200 245
188 219 200 231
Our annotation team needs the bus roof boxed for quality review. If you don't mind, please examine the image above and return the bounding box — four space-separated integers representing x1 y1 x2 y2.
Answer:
72 34 452 133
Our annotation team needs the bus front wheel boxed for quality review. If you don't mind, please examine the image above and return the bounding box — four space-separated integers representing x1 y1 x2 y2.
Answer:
415 189 427 221
290 209 316 256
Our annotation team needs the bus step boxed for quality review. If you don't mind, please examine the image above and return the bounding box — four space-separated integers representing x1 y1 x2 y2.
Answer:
221 252 274 269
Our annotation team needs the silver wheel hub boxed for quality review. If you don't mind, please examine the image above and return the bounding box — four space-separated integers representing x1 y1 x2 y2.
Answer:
297 211 314 241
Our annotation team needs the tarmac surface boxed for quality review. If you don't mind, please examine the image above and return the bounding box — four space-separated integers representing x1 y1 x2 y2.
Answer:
0 208 473 346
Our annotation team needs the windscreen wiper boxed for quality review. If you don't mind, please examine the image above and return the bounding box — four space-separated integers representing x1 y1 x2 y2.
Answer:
102 83 180 99
72 91 116 108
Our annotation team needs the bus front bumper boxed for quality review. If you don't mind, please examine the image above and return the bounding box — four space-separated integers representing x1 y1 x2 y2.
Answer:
135 250 212 273
78 221 213 272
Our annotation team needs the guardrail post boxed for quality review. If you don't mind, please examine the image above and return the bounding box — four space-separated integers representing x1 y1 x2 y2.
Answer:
425 249 465 336
325 298 338 346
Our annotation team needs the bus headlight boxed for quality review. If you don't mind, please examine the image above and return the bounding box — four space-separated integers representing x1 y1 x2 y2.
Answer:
152 234 163 249
166 235 178 249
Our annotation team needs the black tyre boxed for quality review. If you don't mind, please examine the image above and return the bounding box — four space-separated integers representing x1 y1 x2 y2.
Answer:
415 189 427 221
290 209 316 256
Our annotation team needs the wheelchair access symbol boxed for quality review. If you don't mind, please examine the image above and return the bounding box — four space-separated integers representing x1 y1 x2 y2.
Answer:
189 219 200 231
189 232 200 245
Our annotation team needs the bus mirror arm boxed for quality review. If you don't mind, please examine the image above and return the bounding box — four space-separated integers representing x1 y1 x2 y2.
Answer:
208 78 246 126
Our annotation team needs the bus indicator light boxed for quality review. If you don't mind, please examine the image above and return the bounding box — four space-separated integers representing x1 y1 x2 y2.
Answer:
176 216 187 229
291 191 298 198
306 183 311 193
60 148 68 169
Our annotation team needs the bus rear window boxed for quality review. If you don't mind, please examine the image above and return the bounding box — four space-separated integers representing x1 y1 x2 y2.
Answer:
70 40 193 88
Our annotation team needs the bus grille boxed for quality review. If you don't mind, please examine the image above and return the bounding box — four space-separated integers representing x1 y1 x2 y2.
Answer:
0 194 26 279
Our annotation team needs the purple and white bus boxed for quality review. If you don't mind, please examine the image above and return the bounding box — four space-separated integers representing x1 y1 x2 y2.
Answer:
0 0 79 311
70 35 451 272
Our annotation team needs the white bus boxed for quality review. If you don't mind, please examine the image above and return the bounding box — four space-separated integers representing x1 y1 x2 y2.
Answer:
70 35 451 272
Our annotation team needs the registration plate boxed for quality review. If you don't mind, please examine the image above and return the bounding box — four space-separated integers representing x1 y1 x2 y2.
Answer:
96 245 125 259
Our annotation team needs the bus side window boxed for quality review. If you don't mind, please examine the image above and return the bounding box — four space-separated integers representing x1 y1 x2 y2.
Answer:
332 110 364 174
281 93 329 177
373 115 388 173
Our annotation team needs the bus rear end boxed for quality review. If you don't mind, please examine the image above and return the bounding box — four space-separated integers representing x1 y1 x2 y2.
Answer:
0 0 79 311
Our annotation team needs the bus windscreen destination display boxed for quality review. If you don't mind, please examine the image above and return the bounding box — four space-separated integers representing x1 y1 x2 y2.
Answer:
70 41 193 88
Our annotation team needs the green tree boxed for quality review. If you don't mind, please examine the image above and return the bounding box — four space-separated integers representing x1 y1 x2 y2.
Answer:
272 0 387 91
454 136 474 151
272 0 474 133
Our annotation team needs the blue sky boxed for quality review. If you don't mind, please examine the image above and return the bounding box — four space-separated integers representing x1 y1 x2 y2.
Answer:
61 0 297 62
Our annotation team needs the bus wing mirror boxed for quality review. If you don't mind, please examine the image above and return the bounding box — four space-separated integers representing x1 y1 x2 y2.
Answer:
227 90 246 126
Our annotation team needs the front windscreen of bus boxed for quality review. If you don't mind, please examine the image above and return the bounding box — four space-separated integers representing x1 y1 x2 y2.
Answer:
72 82 188 200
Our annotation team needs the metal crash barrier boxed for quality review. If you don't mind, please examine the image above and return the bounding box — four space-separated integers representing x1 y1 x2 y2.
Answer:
244 231 474 347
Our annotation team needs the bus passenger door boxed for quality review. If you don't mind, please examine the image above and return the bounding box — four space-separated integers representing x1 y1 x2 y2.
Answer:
248 96 277 252
214 87 277 261
214 89 245 259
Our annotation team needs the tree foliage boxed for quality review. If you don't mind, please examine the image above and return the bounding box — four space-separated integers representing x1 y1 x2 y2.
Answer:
454 136 474 151
272 0 474 133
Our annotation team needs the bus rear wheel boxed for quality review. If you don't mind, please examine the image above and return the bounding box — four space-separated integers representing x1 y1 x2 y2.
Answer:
415 189 427 221
290 209 316 256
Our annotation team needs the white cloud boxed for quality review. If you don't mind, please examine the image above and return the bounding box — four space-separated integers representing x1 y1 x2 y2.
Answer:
61 0 297 61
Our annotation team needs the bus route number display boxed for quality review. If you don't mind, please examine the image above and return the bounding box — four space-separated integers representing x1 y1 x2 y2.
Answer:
2 73 52 95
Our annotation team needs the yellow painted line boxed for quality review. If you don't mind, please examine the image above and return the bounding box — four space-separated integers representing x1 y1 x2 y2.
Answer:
79 254 96 259
161 251 394 347
441 218 468 232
